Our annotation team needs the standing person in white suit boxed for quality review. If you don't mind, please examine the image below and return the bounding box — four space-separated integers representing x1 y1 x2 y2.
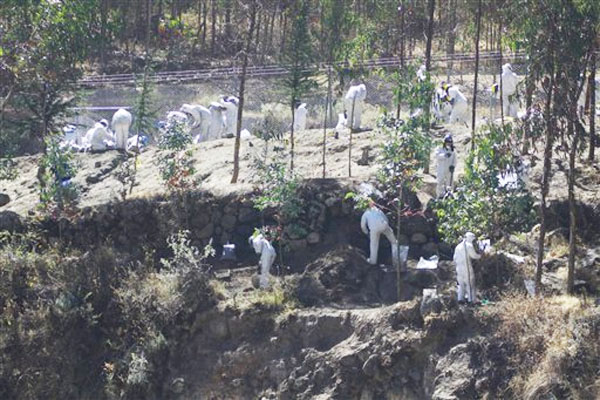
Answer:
361 200 399 266
344 84 367 130
447 86 469 126
220 95 239 137
293 102 308 132
207 102 227 140
501 63 519 118
111 108 132 150
249 233 277 289
436 134 457 198
453 232 482 304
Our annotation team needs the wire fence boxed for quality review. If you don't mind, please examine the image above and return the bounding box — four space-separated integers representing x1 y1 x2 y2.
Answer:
71 51 532 137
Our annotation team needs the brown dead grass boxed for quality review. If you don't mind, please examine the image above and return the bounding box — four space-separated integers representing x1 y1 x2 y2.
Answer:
490 293 600 399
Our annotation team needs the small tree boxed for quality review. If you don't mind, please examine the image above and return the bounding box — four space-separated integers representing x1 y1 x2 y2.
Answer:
252 144 304 266
377 114 430 299
37 135 80 218
156 121 196 193
433 123 536 244
281 0 315 172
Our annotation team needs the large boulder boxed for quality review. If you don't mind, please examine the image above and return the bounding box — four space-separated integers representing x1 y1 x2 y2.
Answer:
0 210 23 233
0 193 10 207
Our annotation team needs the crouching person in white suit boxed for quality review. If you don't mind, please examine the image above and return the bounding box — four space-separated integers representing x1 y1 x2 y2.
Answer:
361 200 399 267
453 232 482 304
249 233 276 289
85 119 114 152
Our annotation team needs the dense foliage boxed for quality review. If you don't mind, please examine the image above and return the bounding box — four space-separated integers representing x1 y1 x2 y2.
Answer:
433 123 536 244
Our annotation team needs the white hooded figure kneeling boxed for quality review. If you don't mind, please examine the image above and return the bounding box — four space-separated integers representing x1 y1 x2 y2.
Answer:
436 134 457 198
453 232 482 304
344 84 367 130
361 200 399 266
447 86 469 126
293 102 308 132
85 119 114 152
249 233 276 289
111 108 132 150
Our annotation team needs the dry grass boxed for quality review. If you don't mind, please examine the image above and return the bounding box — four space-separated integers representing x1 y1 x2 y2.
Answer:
491 293 600 399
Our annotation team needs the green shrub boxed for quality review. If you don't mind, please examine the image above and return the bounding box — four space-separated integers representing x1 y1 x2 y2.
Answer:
156 121 197 193
37 135 80 217
433 123 536 244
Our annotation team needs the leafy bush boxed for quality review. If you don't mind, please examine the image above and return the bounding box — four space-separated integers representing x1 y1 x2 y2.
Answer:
156 121 197 192
37 135 80 217
108 230 215 397
252 144 305 255
433 123 536 243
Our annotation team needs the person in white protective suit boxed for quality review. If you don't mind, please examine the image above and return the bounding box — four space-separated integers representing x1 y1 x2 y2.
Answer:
248 233 277 289
180 103 211 143
166 110 189 125
436 134 457 198
433 87 452 122
293 102 308 132
361 200 399 266
501 63 519 118
207 102 227 140
447 86 469 126
111 108 132 150
453 232 482 304
220 95 239 137
85 119 114 152
344 84 367 130
417 64 427 82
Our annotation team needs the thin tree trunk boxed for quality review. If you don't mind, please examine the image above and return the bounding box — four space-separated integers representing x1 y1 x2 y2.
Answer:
567 119 578 294
446 0 456 81
471 0 482 151
202 0 207 49
399 1 406 68
211 0 217 56
145 0 152 57
499 19 504 125
425 0 435 72
231 2 257 184
588 49 596 162
290 104 295 171
99 0 107 73
349 97 356 177
323 67 332 178
535 67 555 293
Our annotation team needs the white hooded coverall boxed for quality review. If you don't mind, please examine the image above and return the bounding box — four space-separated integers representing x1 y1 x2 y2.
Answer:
344 84 367 130
501 63 519 118
221 96 239 137
435 146 456 198
293 103 308 132
85 120 114 152
180 103 211 143
447 86 469 125
249 234 276 289
453 232 481 303
111 108 133 150
361 206 399 266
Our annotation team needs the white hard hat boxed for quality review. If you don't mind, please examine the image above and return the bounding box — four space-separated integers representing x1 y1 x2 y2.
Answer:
465 232 476 242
